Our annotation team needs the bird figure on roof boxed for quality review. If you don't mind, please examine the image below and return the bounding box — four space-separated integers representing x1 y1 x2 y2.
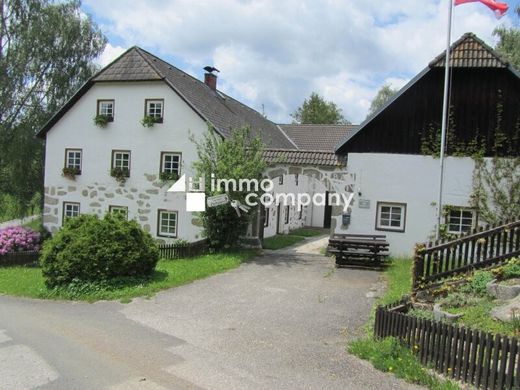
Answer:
204 66 220 73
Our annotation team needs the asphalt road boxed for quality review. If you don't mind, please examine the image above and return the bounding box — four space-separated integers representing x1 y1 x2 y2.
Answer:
0 242 420 390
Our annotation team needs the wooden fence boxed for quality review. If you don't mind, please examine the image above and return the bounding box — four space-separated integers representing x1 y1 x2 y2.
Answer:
413 219 520 289
375 300 520 389
0 251 40 266
158 240 209 260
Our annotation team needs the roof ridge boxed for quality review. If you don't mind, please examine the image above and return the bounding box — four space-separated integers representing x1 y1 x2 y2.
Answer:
133 47 165 79
279 123 355 126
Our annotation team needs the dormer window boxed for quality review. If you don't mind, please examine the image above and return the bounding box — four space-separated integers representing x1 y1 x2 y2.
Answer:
97 100 114 121
145 99 164 123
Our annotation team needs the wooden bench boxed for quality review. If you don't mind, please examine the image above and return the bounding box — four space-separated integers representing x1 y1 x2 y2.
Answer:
328 234 390 268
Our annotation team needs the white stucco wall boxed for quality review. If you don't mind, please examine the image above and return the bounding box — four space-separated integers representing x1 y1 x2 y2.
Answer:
43 81 208 242
263 173 309 237
334 153 481 256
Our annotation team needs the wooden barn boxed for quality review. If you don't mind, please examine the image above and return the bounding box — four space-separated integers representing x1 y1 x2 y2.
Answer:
336 33 520 157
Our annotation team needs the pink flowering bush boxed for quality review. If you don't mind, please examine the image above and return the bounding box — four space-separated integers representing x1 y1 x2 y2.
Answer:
0 227 40 255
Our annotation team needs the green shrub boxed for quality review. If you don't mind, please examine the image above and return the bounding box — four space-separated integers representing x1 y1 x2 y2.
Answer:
492 257 520 280
40 214 159 287
459 270 494 296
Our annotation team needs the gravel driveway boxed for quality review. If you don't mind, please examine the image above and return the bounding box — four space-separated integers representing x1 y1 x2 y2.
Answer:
0 238 420 389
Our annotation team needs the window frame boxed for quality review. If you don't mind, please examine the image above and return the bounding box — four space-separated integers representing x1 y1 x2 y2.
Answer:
62 202 80 224
111 150 131 177
279 176 283 185
295 174 299 186
160 152 182 176
64 148 82 174
109 205 128 219
97 99 115 121
157 209 178 238
284 205 290 224
145 99 164 123
446 207 476 235
375 201 407 233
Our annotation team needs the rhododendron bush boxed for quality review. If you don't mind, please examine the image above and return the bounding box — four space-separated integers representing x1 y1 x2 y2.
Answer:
0 227 40 255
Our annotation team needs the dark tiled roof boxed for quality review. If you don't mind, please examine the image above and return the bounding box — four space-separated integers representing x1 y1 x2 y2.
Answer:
93 49 162 81
262 149 345 167
430 32 508 68
279 124 357 151
94 47 296 149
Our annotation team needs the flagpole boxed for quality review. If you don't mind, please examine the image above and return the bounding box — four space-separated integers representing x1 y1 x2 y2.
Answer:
436 0 454 239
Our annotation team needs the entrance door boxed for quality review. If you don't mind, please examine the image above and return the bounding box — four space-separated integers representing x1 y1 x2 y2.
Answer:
323 191 332 228
276 203 282 234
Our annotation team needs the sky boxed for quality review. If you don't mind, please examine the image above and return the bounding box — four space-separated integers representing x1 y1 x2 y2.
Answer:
81 0 520 125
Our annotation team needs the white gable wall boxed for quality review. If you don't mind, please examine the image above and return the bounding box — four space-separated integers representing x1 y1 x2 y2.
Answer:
43 81 208 242
334 153 478 256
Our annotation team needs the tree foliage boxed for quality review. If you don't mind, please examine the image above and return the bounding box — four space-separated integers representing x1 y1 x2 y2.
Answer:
493 6 520 70
193 126 266 250
0 0 106 215
368 84 398 117
291 92 349 124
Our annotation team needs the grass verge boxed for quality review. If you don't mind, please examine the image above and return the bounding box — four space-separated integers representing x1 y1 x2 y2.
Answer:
0 250 256 303
289 228 324 237
349 258 460 389
349 337 459 390
262 234 305 250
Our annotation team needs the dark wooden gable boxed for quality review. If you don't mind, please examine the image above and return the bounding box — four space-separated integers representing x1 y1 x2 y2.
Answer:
336 33 520 156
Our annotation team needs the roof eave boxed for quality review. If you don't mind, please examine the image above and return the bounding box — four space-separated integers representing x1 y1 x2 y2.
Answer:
334 66 430 153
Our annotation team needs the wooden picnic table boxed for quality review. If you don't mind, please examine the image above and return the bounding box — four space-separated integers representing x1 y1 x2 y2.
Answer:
328 234 390 268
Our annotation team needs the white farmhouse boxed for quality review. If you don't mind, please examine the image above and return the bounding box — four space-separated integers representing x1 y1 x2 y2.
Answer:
39 33 519 256
38 46 340 243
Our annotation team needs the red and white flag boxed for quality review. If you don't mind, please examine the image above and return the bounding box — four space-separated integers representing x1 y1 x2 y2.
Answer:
454 0 509 18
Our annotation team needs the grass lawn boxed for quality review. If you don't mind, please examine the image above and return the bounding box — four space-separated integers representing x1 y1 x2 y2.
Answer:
348 258 460 390
289 228 324 237
0 250 256 303
262 234 306 250
22 216 43 231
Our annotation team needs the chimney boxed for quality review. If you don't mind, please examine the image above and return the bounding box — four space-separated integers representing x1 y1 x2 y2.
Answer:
204 72 217 90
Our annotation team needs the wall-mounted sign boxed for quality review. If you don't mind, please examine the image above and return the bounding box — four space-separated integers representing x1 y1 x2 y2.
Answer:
358 199 371 209
207 194 229 208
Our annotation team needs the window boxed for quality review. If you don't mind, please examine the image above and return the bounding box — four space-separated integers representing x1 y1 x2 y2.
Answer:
299 207 303 220
97 100 114 120
158 210 177 237
63 202 80 224
145 99 164 123
279 176 283 185
295 174 299 186
111 150 131 176
264 208 269 227
109 205 128 219
447 208 475 234
65 149 82 173
376 202 406 232
160 152 181 176
284 205 290 224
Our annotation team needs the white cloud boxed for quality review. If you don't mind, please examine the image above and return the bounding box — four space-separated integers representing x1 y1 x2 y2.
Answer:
97 43 126 67
83 0 513 123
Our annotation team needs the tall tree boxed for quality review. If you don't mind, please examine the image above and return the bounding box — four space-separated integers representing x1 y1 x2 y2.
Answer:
193 126 266 249
291 92 349 124
367 84 398 117
493 6 520 69
0 0 106 214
